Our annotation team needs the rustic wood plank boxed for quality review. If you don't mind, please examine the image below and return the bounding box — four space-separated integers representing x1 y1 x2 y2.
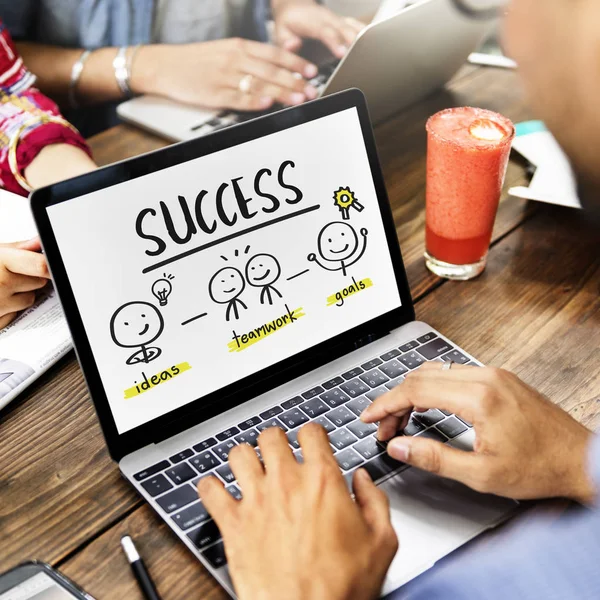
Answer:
0 66 538 574
59 204 599 599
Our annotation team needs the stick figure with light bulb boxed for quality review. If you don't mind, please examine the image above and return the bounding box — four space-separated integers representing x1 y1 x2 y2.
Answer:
151 273 175 306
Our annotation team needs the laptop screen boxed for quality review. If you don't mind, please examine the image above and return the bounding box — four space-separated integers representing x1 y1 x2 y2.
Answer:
47 107 402 434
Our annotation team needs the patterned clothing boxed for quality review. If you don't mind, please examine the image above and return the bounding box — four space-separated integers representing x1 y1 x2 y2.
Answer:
0 21 90 196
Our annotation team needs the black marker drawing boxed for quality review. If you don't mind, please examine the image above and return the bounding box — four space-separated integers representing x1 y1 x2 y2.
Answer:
181 312 208 326
151 273 174 306
209 266 247 321
245 253 283 305
286 268 310 281
110 301 164 365
333 186 364 220
308 222 368 277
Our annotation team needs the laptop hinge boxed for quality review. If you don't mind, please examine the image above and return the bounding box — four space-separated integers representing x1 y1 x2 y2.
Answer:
353 330 390 350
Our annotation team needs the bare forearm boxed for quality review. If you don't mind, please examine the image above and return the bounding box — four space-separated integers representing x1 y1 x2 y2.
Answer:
24 144 96 189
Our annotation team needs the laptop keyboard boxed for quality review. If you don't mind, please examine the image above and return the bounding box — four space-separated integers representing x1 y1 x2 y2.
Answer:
133 332 474 570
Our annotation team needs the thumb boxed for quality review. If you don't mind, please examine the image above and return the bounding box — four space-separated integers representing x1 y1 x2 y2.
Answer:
0 237 41 252
276 24 302 52
353 468 393 536
387 436 475 484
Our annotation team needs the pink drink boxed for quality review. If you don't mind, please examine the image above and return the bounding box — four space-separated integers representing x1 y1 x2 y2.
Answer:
425 107 515 279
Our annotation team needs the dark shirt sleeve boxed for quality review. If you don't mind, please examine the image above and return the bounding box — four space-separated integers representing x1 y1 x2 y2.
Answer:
0 0 36 40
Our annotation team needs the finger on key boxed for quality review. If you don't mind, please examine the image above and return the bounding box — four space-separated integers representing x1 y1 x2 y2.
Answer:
228 441 265 493
257 425 297 475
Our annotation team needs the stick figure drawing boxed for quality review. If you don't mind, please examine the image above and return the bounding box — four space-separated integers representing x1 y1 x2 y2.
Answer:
245 253 283 305
307 222 368 277
209 266 248 321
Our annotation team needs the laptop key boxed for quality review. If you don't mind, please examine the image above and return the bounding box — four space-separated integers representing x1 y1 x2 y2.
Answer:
403 418 425 436
165 463 197 485
379 359 408 379
360 369 389 388
354 437 385 460
234 428 259 447
417 332 437 344
340 378 370 398
193 438 217 452
436 417 468 438
169 449 193 464
302 386 324 399
256 418 288 433
172 501 210 530
216 427 240 442
361 358 383 370
417 338 454 360
202 541 227 569
287 428 301 449
399 340 419 352
345 396 372 417
134 460 170 482
259 406 283 420
385 377 405 390
279 408 310 429
237 416 262 431
294 450 304 463
380 349 400 361
326 406 356 427
336 448 365 471
322 376 344 390
156 484 197 513
399 352 425 370
213 440 237 461
418 429 448 443
342 366 364 380
440 409 452 416
414 409 445 427
301 397 331 417
191 452 221 475
365 386 388 402
319 388 350 408
281 396 304 410
226 485 243 500
141 474 172 497
313 415 336 433
188 520 221 550
216 464 236 484
329 428 358 450
441 349 470 365
363 454 405 481
347 420 378 440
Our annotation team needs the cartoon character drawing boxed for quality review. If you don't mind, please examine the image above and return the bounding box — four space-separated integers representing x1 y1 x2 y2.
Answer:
308 222 368 277
110 301 164 365
245 253 283 306
209 266 247 321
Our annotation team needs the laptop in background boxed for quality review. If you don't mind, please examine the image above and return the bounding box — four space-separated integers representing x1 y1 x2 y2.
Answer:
117 0 493 142
33 90 515 598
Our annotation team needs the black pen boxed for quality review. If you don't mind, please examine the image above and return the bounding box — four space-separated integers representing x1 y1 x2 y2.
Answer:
121 535 162 600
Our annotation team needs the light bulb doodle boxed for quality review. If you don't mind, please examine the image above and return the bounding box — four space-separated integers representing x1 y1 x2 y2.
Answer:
333 186 364 220
151 273 175 306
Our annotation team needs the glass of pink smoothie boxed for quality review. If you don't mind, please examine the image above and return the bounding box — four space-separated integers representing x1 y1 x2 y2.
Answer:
425 107 515 280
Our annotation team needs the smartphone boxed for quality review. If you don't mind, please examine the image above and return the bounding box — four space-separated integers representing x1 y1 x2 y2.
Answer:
0 562 94 600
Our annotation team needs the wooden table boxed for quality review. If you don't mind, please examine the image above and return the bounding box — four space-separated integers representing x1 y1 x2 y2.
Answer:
1 65 599 599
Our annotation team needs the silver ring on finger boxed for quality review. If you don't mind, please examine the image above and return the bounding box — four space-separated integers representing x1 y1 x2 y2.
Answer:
442 360 455 371
238 74 253 94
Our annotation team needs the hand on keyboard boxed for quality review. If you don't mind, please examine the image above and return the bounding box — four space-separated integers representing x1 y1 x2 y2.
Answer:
361 362 595 504
198 423 397 600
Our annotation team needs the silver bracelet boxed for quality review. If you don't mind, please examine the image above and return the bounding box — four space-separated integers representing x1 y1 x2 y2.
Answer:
68 49 92 109
113 46 132 98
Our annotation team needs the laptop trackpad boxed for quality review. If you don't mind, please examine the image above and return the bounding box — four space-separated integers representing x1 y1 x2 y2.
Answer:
379 467 516 595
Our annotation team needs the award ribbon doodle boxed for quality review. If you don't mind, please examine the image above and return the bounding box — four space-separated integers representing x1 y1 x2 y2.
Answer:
333 186 364 220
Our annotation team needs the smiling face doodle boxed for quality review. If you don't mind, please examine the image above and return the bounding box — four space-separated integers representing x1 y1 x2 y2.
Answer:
318 222 359 262
209 267 246 304
245 254 281 287
110 301 164 348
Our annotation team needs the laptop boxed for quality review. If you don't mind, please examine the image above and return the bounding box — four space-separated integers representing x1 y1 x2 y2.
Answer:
32 90 515 598
116 0 492 142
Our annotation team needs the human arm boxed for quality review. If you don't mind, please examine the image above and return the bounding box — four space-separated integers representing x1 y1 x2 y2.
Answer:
198 424 398 600
346 227 369 268
361 363 596 505
271 0 365 58
17 39 320 111
307 252 342 271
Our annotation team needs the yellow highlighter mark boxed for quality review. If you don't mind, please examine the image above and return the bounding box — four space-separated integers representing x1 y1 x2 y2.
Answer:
229 304 306 352
124 362 191 399
326 277 373 307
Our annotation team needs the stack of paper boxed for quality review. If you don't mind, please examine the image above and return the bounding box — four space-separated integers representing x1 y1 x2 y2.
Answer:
510 121 582 209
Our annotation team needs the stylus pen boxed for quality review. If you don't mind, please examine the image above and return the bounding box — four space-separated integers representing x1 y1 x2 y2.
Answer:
121 535 162 600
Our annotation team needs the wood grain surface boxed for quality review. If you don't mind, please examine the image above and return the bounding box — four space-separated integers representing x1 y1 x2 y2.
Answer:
1 64 598 600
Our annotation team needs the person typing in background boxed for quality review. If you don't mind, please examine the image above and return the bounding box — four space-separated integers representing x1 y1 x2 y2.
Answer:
0 20 96 329
196 0 600 598
0 0 365 136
